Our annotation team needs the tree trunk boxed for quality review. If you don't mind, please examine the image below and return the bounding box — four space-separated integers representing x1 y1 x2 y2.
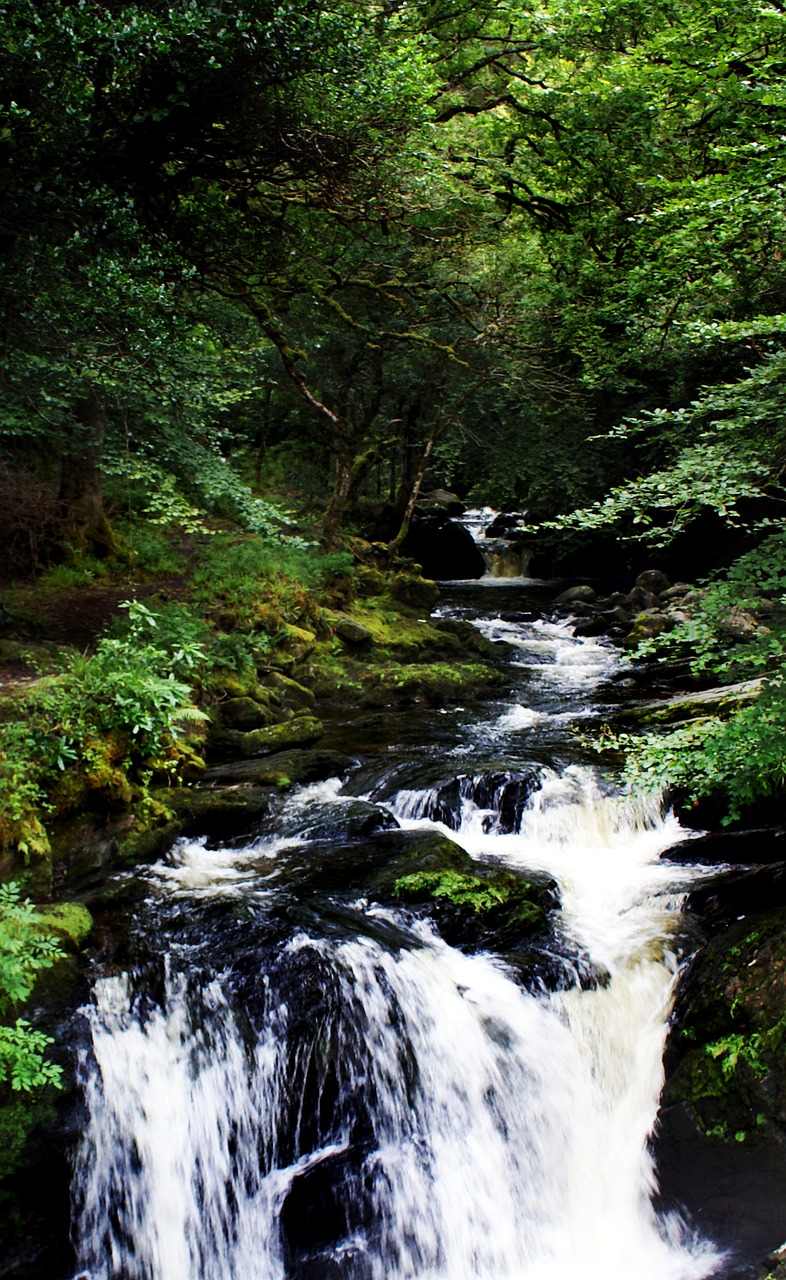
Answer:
387 434 435 562
59 391 118 558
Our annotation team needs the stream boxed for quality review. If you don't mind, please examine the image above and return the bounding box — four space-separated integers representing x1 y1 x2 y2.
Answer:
65 579 742 1280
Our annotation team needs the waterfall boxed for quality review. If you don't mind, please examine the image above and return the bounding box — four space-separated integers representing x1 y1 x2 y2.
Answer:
455 508 530 579
70 592 724 1280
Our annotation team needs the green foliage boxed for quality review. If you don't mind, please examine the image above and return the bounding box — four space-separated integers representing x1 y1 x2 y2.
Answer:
0 726 50 862
600 531 786 820
0 884 64 1094
610 693 786 823
0 599 207 845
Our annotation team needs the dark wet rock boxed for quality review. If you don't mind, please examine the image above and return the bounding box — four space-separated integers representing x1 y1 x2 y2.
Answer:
662 902 786 1143
661 582 692 602
573 615 613 638
50 813 182 892
486 512 526 536
402 516 486 581
421 488 466 516
161 786 271 838
218 696 273 730
684 862 786 931
629 585 662 612
204 749 358 790
287 798 398 844
663 826 786 867
554 584 597 605
433 618 504 659
635 569 671 596
398 771 543 835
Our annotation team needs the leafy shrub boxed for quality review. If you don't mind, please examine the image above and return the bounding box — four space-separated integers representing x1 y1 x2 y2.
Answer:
192 534 322 631
0 600 208 840
602 532 786 820
0 884 64 1093
0 726 50 861
114 519 188 577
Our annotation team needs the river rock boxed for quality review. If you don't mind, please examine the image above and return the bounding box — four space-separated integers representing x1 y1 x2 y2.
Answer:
204 749 358 789
163 786 271 838
261 671 316 709
629 585 661 611
422 489 466 516
219 696 274 730
402 516 486 581
660 582 692 602
279 797 399 843
554 584 597 605
333 613 373 646
662 901 786 1142
624 610 671 647
663 827 786 867
635 569 671 596
241 716 324 756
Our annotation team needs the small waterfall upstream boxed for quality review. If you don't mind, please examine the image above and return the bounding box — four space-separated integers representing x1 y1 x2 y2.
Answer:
70 589 724 1280
456 508 530 579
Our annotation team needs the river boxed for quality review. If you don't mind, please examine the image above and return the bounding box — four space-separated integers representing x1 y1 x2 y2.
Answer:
64 578 737 1280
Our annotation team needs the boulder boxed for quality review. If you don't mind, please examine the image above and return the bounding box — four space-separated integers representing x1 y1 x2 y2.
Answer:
629 585 661 611
624 610 671 647
554 584 597 605
262 671 316 709
333 613 373 646
219 696 273 731
402 516 486 581
240 716 324 757
204 749 358 789
635 568 671 596
422 489 466 516
661 582 693 602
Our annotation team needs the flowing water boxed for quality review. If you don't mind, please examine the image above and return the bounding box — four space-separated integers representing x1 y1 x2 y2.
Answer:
69 581 726 1280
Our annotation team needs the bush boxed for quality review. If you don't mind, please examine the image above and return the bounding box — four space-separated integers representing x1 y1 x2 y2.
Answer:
0 883 64 1094
0 600 208 842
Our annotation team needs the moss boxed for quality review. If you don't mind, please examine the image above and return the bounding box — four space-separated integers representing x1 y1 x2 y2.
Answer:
262 671 315 708
386 851 555 950
394 870 544 927
34 902 92 949
234 715 324 757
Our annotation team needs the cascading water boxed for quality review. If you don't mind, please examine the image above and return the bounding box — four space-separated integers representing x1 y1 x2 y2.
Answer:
455 508 530 579
70 587 725 1280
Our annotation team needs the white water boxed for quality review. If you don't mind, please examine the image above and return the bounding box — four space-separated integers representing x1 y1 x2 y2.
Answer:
71 606 722 1280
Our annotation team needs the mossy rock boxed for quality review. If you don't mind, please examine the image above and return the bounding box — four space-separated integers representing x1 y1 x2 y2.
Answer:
280 624 317 660
233 715 324 758
262 671 316 709
391 865 555 949
204 748 357 790
434 618 506 660
387 571 440 612
161 786 270 838
357 661 507 708
297 827 558 953
34 902 93 950
663 904 786 1142
218 696 274 731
